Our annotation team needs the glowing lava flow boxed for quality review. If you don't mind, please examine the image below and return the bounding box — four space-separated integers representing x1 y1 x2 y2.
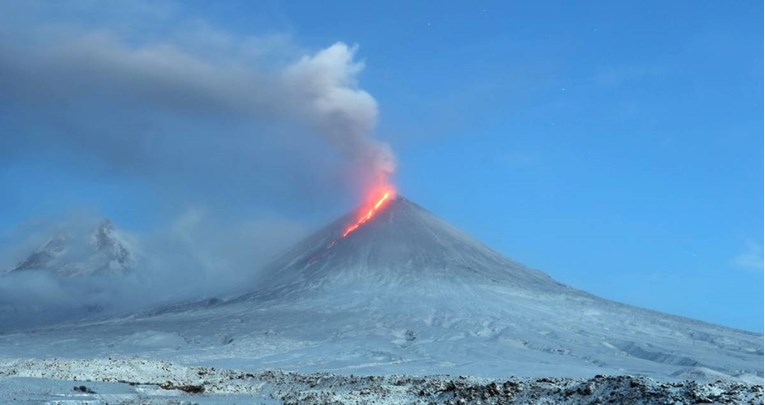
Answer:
341 190 394 238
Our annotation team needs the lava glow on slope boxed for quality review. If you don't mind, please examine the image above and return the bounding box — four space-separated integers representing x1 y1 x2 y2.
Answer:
341 188 396 238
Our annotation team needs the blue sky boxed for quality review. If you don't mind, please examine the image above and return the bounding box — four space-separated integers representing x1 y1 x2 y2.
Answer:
0 1 762 331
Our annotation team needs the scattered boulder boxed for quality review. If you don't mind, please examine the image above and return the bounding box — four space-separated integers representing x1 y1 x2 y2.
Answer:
72 385 96 394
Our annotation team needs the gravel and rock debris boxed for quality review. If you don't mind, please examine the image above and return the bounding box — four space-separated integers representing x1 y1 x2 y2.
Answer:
0 358 761 404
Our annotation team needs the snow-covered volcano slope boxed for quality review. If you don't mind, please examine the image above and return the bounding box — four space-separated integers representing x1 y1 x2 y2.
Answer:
252 196 564 297
0 197 761 383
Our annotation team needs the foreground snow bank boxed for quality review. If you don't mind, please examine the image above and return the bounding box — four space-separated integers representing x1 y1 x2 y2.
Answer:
0 358 761 404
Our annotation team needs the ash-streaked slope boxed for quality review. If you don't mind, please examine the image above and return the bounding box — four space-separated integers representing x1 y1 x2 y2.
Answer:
0 197 761 383
251 196 567 298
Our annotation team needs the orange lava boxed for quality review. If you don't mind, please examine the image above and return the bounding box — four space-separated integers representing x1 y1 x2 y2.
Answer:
342 188 395 237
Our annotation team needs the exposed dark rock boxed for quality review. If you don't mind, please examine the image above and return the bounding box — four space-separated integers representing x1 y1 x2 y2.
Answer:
72 385 95 394
159 381 205 394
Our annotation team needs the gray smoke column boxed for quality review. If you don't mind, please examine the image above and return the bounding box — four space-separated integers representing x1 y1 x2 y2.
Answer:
0 24 396 199
285 43 396 187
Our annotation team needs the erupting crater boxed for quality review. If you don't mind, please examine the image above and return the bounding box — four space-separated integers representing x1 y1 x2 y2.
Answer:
342 187 396 238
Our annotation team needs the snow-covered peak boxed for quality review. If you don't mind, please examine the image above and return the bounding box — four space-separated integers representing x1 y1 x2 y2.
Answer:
90 219 132 271
255 195 566 296
9 219 133 277
9 234 70 272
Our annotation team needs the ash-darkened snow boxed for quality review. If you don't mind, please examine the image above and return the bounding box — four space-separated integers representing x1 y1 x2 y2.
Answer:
0 196 761 392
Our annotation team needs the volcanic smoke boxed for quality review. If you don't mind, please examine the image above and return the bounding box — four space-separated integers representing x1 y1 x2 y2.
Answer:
288 44 397 238
287 43 398 238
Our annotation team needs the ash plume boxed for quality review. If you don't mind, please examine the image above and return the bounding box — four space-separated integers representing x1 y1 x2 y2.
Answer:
0 12 396 202
285 43 396 184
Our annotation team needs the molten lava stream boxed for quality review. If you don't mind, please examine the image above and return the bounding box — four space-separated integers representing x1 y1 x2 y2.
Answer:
341 190 394 238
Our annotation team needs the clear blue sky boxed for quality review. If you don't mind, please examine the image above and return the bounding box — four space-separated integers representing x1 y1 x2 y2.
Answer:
0 1 762 331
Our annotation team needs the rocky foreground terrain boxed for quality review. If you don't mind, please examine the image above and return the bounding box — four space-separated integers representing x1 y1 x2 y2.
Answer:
0 358 762 404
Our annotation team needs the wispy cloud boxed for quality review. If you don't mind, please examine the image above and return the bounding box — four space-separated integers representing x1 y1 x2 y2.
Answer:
731 240 764 272
0 210 309 327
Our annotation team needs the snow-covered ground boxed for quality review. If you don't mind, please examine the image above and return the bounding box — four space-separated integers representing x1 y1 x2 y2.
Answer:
1 358 762 404
0 197 762 403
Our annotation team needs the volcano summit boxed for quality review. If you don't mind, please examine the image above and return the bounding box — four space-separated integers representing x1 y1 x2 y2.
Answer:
2 196 760 384
252 196 564 297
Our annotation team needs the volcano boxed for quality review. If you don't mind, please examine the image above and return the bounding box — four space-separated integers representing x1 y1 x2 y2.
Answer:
225 196 761 380
252 196 566 297
1 196 761 383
